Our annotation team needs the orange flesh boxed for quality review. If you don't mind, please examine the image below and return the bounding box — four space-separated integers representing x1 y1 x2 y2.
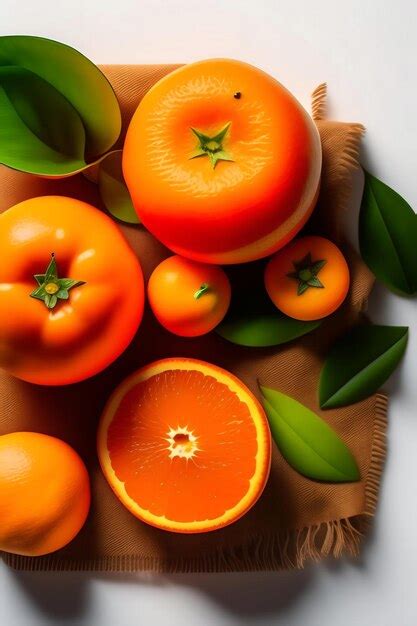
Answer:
99 360 271 532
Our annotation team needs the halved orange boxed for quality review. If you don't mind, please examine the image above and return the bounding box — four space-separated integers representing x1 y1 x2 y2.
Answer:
97 358 271 533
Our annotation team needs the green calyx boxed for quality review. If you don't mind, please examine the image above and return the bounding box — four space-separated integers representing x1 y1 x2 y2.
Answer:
30 253 86 309
287 252 327 296
194 283 210 300
189 122 234 169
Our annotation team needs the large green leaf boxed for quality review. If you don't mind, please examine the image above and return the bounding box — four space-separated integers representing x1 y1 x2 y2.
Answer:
319 324 408 409
216 311 320 347
0 35 121 175
359 171 417 296
98 151 140 224
260 385 360 482
0 66 87 175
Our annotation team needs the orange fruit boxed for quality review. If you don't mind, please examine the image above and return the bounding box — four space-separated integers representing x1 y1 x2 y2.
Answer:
123 58 321 264
264 236 350 321
97 358 271 533
0 432 90 556
0 196 144 385
148 255 231 336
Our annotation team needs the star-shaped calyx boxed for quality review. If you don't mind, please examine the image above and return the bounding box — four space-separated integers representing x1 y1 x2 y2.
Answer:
30 253 85 309
189 122 234 169
287 252 327 296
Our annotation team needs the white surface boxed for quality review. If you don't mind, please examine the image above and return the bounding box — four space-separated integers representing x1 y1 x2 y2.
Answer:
1 1 416 624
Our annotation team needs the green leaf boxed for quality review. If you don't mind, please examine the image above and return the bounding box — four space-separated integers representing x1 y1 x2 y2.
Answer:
190 127 211 143
59 278 85 290
98 151 139 224
311 260 327 273
0 66 87 175
319 324 408 409
34 274 46 286
211 121 232 143
30 284 47 300
359 171 417 296
307 277 323 288
44 255 58 281
260 385 360 482
216 311 320 347
0 35 121 175
47 294 58 309
297 283 309 296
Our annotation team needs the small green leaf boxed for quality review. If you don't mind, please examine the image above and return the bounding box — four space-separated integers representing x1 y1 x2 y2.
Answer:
260 385 360 482
307 277 324 288
44 255 58 281
297 283 309 296
319 324 408 409
211 121 232 143
0 35 121 175
359 171 417 296
216 311 320 347
311 260 327 273
189 148 207 160
56 289 69 299
47 294 58 309
30 284 47 300
34 274 46 286
190 127 211 143
59 278 85 290
212 150 234 163
98 151 139 224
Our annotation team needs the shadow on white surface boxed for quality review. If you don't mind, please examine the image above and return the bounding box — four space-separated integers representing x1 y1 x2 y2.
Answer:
7 565 314 622
5 519 386 624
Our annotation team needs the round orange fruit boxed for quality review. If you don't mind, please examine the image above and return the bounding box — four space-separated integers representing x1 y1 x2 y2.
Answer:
0 195 144 385
123 58 321 264
148 255 231 336
0 432 90 556
97 358 271 533
264 235 350 321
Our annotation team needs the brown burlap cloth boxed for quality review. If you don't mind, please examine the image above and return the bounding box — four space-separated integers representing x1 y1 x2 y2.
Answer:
0 66 387 572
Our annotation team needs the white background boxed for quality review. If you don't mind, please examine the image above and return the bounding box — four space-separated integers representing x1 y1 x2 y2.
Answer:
1 1 417 624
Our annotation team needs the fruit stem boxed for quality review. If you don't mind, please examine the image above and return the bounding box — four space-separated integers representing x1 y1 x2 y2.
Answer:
286 252 327 296
189 122 234 169
194 283 210 300
30 253 86 310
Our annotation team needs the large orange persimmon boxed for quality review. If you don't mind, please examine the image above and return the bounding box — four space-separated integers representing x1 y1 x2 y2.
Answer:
123 58 322 264
0 196 144 385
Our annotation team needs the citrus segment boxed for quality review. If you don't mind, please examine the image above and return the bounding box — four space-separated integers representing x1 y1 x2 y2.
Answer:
98 358 271 533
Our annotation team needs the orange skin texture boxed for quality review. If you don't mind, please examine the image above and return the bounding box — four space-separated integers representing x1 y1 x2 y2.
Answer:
0 432 90 556
265 236 350 321
148 255 231 337
123 58 322 264
97 358 271 533
0 196 144 385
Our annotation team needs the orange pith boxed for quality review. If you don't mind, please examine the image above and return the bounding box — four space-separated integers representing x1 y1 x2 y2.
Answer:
97 358 271 533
